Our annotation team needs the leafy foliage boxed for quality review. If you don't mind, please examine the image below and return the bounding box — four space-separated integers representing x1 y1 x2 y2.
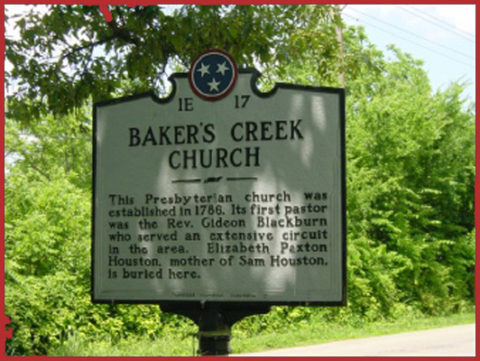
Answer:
4 4 475 355
345 46 475 314
6 4 343 123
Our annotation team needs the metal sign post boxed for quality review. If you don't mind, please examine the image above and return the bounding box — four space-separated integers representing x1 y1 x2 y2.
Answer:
161 302 269 355
92 50 346 355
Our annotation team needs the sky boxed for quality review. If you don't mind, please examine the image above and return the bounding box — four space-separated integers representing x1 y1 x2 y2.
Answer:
342 4 476 103
4 4 476 104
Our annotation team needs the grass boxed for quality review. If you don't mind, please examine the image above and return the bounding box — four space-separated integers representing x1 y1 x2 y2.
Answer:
231 311 475 354
49 311 475 356
50 334 196 356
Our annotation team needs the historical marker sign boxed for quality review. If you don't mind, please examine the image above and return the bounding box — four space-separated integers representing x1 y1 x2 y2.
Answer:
92 50 346 305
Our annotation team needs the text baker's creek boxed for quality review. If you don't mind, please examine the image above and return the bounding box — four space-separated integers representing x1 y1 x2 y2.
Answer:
128 119 304 169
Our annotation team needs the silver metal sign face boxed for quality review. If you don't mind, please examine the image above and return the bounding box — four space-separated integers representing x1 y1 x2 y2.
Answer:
92 67 345 304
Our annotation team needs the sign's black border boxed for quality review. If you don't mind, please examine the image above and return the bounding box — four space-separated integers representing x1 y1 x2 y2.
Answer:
91 68 346 307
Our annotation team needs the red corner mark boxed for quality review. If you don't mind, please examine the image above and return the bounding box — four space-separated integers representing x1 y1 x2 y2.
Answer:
1 316 13 358
99 4 112 22
98 2 174 23
3 315 12 338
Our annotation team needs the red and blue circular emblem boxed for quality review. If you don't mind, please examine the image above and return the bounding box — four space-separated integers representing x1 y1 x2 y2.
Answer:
188 49 238 101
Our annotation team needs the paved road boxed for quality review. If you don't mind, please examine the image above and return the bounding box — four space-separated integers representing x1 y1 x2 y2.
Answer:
234 324 476 357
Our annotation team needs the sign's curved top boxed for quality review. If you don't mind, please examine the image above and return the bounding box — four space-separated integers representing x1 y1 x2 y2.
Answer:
188 49 238 101
92 49 346 306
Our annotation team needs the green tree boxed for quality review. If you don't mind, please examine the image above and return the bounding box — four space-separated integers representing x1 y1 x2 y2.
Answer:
347 47 475 314
6 4 344 123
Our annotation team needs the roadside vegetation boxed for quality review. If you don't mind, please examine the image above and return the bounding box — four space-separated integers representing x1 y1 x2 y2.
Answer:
50 311 474 356
5 5 475 356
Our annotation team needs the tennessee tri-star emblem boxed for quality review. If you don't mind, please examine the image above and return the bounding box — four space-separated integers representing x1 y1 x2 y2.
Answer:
189 49 238 101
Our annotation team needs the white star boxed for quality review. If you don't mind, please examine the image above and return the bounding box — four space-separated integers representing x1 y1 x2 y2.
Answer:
207 78 220 92
197 62 210 77
216 61 229 76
